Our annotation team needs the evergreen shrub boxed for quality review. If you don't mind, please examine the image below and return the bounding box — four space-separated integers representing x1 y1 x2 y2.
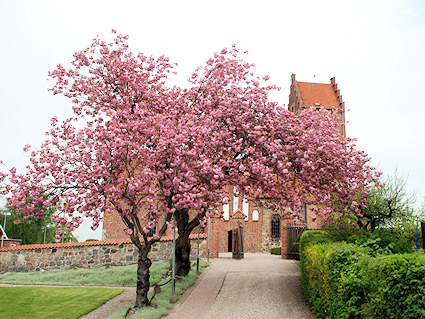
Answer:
300 230 425 318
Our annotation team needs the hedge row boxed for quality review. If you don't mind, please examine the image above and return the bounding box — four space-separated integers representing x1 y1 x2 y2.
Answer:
270 247 281 255
300 230 425 319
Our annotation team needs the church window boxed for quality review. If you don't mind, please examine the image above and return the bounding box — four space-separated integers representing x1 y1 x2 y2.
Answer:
242 198 249 221
223 197 230 220
233 187 239 212
147 215 156 237
271 215 280 238
252 209 259 221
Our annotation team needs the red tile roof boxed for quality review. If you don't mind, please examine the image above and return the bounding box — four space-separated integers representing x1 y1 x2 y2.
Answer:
297 82 341 109
0 233 207 252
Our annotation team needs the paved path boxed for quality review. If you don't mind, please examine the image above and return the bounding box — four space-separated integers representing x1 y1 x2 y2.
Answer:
164 253 314 319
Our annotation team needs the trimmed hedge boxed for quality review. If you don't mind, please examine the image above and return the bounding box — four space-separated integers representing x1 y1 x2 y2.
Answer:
270 247 281 255
300 230 425 319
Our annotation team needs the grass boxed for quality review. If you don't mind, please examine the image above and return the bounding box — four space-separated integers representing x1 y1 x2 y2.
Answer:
0 286 124 319
0 262 170 287
107 260 209 319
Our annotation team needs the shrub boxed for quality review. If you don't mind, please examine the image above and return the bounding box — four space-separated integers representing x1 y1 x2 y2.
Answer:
361 252 425 318
371 227 415 253
299 230 332 304
270 247 281 255
299 230 331 256
301 241 371 318
300 240 425 319
324 221 415 253
324 222 368 243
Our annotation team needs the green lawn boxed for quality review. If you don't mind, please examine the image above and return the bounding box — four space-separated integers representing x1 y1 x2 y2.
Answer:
0 260 209 319
0 262 170 286
0 286 124 319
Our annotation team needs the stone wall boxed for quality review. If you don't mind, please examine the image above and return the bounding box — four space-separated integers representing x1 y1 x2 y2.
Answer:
0 234 207 273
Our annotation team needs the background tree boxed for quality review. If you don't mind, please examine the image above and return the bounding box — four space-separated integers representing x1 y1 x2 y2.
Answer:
0 32 380 310
347 171 417 231
1 203 56 244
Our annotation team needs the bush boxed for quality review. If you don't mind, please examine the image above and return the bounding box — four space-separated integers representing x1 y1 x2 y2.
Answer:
299 230 331 256
299 230 332 304
372 227 415 253
270 247 281 255
300 240 425 319
324 222 368 243
324 221 415 254
362 252 425 318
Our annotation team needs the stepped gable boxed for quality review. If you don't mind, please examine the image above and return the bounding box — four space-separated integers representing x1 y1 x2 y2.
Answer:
288 73 346 136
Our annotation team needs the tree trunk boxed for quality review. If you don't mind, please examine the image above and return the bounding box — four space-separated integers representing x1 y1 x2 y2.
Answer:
175 229 192 276
134 246 152 309
175 209 192 276
174 208 206 276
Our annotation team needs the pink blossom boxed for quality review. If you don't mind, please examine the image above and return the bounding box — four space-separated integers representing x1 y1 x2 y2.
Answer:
0 32 380 256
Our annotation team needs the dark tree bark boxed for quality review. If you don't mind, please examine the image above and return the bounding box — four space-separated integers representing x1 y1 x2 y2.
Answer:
134 244 152 309
175 208 192 276
120 209 171 312
175 229 192 276
174 208 206 276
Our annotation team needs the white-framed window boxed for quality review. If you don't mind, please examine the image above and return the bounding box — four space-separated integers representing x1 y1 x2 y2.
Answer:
233 186 239 212
252 209 259 221
223 197 230 220
242 198 249 221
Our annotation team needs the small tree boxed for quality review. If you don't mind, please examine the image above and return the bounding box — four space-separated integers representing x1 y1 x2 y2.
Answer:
0 31 380 310
348 172 416 231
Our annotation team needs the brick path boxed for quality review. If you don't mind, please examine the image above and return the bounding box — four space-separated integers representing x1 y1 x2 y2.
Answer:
164 253 314 319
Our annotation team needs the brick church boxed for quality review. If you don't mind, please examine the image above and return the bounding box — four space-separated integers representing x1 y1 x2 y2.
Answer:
102 74 346 257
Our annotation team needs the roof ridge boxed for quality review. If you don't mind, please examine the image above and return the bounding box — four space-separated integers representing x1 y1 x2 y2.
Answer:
0 233 208 252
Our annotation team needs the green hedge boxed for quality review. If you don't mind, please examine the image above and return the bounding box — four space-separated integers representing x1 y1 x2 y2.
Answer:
299 230 425 318
324 224 415 254
270 247 281 255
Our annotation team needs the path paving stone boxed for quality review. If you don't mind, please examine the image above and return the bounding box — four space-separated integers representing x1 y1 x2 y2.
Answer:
165 253 314 319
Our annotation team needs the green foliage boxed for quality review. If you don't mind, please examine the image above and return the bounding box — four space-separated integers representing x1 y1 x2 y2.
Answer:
299 230 331 255
350 172 417 231
270 247 281 255
300 239 425 319
85 238 99 241
0 204 56 244
0 286 123 319
363 253 425 318
364 227 414 253
324 215 416 254
324 221 368 243
299 230 332 303
1 201 79 244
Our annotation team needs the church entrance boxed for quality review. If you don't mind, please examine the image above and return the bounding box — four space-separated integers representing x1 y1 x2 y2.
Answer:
227 230 232 252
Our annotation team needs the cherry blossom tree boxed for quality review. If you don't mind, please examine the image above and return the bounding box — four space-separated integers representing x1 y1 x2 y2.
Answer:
0 31 380 309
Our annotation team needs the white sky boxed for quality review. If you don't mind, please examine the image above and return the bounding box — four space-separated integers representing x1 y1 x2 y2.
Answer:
1 0 424 241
